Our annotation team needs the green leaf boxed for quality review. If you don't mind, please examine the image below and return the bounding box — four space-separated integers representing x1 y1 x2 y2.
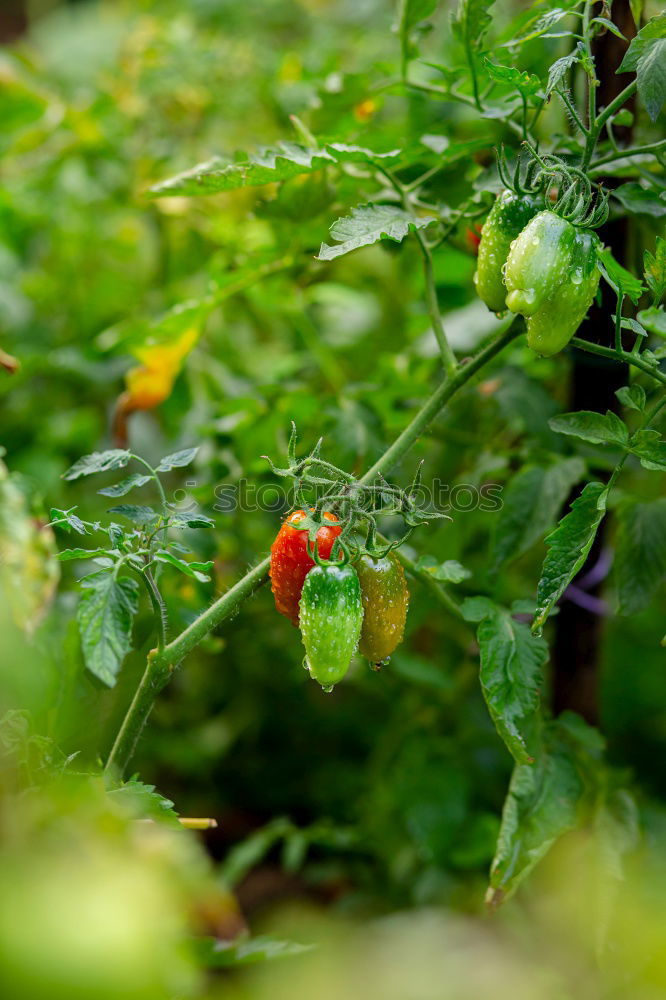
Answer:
155 447 199 472
615 384 646 412
597 248 644 304
488 713 601 905
617 12 666 121
398 0 439 34
397 0 440 66
50 507 92 535
533 482 608 631
615 498 666 615
169 511 215 529
414 555 471 583
630 0 643 27
77 571 139 686
461 598 547 765
97 474 152 498
148 143 401 198
546 47 582 95
316 204 436 261
195 935 314 969
638 306 666 336
484 58 541 96
637 38 666 120
629 429 666 470
451 0 494 54
153 550 212 582
620 318 648 339
108 778 180 826
500 6 580 48
549 410 629 446
595 787 639 886
644 237 666 304
490 457 586 572
107 505 159 525
591 16 626 40
63 450 131 481
57 548 112 562
613 182 666 218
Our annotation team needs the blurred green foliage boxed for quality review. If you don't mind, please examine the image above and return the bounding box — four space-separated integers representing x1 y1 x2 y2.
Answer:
2 0 666 996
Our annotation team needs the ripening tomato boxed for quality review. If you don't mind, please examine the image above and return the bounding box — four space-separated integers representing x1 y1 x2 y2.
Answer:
355 552 409 665
269 510 341 625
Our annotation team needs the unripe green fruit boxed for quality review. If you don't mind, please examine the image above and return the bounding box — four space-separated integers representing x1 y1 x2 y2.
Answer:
299 564 363 689
526 230 600 357
474 191 542 313
504 210 577 317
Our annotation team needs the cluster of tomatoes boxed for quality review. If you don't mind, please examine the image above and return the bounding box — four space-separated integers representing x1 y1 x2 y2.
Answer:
474 191 601 357
269 510 409 690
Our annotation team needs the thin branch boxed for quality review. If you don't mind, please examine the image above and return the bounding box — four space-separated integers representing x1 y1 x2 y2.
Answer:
360 315 521 484
142 568 168 652
104 555 270 776
589 140 666 175
571 338 666 388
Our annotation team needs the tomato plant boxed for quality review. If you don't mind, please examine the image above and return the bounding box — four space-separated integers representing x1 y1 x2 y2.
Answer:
1 0 666 996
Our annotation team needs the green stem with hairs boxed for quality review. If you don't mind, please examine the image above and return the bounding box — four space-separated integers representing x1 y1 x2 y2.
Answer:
571 338 666 388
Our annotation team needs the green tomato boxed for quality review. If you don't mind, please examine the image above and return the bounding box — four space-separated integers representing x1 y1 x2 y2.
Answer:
299 564 363 690
504 210 577 317
474 191 542 313
526 230 601 357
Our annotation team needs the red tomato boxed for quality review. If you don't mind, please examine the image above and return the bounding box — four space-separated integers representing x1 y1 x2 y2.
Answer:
269 510 341 625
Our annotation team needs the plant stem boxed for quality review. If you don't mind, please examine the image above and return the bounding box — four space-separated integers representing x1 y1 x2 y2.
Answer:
571 338 666 388
395 547 465 621
606 393 666 495
588 140 666 174
582 1 597 134
132 454 170 547
104 555 270 776
555 87 589 136
142 568 168 651
375 163 458 374
105 650 172 780
154 556 271 672
415 230 458 374
593 79 638 136
105 318 522 777
581 79 638 170
133 455 168 514
361 316 521 484
400 80 523 137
